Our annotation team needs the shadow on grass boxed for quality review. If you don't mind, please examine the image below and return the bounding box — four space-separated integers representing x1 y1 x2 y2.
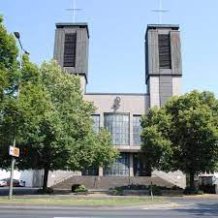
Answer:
0 187 73 196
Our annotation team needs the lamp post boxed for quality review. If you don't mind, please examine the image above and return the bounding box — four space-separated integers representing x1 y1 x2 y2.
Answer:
8 32 29 200
14 32 30 55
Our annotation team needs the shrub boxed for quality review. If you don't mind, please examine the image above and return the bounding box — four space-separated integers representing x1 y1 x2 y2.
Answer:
71 184 81 192
72 184 88 193
183 186 203 195
149 185 162 195
199 184 216 194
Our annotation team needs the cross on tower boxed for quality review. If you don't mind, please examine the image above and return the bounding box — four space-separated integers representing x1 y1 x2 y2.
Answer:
66 0 82 23
152 0 168 24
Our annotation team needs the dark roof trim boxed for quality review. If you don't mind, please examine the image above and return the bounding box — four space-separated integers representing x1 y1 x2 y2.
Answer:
56 22 89 38
85 93 148 96
147 24 180 30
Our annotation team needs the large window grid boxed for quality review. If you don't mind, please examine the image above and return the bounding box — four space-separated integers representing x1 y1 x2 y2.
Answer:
158 34 171 69
92 114 100 133
104 113 130 146
133 115 142 146
104 153 130 176
63 33 77 67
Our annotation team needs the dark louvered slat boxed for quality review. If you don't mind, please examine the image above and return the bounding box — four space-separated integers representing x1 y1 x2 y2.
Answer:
158 34 171 69
63 33 77 67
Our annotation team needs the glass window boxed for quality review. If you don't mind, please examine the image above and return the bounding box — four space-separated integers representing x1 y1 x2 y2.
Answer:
92 114 100 133
104 113 129 146
133 115 142 146
104 153 130 176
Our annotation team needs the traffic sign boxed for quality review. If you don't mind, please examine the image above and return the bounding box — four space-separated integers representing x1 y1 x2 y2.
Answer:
9 146 20 157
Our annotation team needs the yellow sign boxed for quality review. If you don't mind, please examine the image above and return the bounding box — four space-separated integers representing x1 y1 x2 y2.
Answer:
9 146 20 158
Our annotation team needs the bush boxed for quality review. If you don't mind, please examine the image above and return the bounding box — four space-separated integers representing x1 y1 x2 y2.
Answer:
71 184 88 193
110 187 124 196
149 185 162 196
183 186 203 195
71 184 81 192
199 184 216 194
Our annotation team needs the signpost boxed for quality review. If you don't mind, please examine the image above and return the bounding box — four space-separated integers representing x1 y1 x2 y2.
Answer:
8 142 20 199
9 146 20 158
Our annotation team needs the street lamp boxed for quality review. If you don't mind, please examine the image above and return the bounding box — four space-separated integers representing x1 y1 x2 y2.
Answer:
8 32 29 200
14 32 30 55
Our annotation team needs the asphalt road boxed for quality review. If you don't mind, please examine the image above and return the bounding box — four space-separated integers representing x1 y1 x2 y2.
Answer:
0 188 218 217
0 199 218 218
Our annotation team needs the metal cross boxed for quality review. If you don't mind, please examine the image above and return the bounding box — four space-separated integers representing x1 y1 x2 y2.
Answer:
152 0 168 24
66 0 82 23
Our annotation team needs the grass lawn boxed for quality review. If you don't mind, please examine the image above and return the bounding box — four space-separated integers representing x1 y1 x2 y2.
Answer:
0 196 168 206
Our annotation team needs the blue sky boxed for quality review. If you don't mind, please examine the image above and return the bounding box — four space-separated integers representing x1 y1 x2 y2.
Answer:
1 0 218 95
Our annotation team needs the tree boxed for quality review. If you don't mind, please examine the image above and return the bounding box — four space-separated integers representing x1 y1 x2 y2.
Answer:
90 128 119 168
15 57 60 190
18 60 118 190
141 107 172 176
165 91 218 189
0 16 20 168
141 91 218 189
0 17 117 190
0 16 19 96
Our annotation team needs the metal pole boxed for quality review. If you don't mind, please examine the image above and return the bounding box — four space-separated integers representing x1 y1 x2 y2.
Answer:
8 32 29 200
9 139 16 199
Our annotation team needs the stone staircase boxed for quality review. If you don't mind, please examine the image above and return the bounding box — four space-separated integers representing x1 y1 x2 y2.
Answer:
52 175 177 190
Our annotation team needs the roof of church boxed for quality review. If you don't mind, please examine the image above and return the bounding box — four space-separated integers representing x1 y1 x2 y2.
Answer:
56 22 89 38
147 24 179 30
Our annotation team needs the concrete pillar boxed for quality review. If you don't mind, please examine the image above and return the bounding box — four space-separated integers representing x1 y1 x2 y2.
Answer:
149 77 160 108
129 113 133 147
100 113 104 128
129 153 134 177
99 167 103 177
80 75 87 94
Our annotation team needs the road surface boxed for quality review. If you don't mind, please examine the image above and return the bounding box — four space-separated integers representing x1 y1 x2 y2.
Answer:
0 198 217 218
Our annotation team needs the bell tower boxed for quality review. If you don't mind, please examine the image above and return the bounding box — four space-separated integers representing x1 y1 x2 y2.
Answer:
145 24 182 107
53 23 89 92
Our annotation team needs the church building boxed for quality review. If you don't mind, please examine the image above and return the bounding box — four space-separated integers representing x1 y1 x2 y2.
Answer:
0 22 185 188
51 22 185 188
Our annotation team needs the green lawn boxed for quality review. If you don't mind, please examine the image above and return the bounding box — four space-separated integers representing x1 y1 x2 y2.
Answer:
0 196 168 206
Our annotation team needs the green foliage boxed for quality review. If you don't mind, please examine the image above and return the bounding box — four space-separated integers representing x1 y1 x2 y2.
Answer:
166 91 218 188
110 187 124 196
91 128 119 167
0 17 119 190
141 107 172 175
150 185 162 196
0 17 20 168
141 90 218 189
71 184 81 192
166 91 218 171
0 17 19 96
183 186 203 195
0 17 18 71
199 184 216 194
72 184 88 193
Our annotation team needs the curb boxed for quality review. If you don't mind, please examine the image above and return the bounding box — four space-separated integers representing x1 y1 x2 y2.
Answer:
0 202 180 210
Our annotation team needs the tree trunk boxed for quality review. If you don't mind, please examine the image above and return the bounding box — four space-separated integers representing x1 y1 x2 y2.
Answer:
43 167 49 191
189 171 195 190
